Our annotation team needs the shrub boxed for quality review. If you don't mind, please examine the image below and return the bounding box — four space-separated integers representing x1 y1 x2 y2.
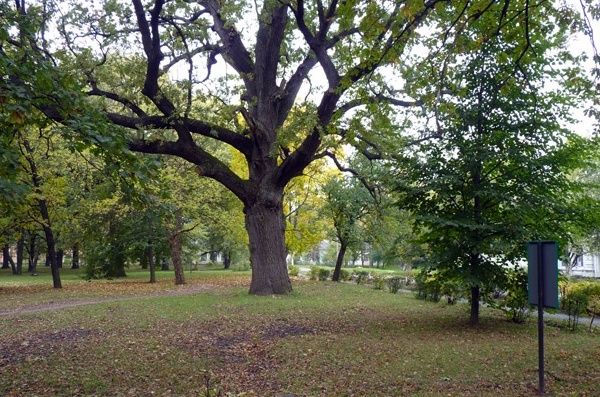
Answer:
231 261 250 272
353 270 370 285
288 264 299 277
373 275 386 290
440 279 466 305
318 268 331 281
587 296 600 331
387 277 403 294
496 267 530 323
309 266 320 280
414 270 441 302
339 268 351 281
561 280 600 330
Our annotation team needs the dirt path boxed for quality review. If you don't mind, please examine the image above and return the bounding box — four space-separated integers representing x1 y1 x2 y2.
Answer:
0 284 214 317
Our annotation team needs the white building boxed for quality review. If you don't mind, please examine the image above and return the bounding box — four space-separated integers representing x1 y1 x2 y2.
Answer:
559 253 600 278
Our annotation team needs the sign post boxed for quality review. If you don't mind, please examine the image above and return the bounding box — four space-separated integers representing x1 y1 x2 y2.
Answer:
527 241 559 396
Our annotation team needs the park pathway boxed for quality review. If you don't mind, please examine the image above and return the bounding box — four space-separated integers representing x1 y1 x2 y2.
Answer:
0 284 214 317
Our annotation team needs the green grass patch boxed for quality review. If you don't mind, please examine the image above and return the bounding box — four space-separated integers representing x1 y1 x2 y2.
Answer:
0 276 598 396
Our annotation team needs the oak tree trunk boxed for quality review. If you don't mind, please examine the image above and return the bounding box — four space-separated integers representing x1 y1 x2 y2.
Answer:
332 242 348 282
245 201 291 295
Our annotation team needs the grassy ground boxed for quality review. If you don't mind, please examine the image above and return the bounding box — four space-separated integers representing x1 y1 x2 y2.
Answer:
1 269 599 396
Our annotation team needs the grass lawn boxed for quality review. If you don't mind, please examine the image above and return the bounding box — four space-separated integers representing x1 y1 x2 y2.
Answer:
0 269 599 396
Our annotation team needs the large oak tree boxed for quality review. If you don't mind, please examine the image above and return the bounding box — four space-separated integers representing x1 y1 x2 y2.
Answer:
1 0 543 294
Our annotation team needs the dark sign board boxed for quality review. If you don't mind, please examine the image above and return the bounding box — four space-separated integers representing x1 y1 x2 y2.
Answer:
527 241 559 309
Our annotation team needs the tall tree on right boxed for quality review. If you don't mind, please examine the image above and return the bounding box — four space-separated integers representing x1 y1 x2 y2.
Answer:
395 15 596 325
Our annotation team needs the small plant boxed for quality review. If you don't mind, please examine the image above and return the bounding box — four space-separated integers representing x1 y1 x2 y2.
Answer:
288 264 299 277
414 270 441 302
354 270 370 285
387 276 403 294
309 266 320 280
373 274 386 290
587 296 600 331
318 268 331 281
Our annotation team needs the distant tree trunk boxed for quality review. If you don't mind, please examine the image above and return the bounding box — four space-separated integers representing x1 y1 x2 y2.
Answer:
15 236 24 275
22 138 61 288
169 210 185 285
161 257 169 271
45 254 50 267
470 285 480 325
331 241 348 282
71 243 79 269
27 234 38 273
4 245 17 274
140 250 148 269
56 249 64 268
148 244 156 283
209 250 218 263
223 251 231 269
2 244 10 269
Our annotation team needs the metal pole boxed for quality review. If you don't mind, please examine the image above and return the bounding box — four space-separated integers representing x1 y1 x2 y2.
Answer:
537 243 545 395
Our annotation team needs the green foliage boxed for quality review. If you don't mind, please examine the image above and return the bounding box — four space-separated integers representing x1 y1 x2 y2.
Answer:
317 268 331 281
353 270 370 285
387 277 403 294
339 268 351 281
560 280 600 330
498 267 530 323
231 261 251 272
415 270 442 302
309 266 320 281
372 274 386 290
288 264 299 277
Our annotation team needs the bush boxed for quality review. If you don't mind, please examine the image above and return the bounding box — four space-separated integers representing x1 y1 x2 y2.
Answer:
309 266 320 280
288 264 299 277
496 267 530 323
231 261 250 271
387 277 403 294
561 280 600 330
318 268 331 281
440 279 466 305
353 270 370 285
415 270 441 302
373 275 386 290
587 296 600 331
339 268 351 281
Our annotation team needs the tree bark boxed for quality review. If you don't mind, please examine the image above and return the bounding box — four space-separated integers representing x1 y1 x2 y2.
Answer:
223 250 231 270
470 286 480 325
2 244 10 269
245 201 292 295
71 243 79 269
169 211 185 285
148 243 156 283
332 242 348 282
15 236 24 275
161 257 169 271
27 234 38 273
56 249 64 268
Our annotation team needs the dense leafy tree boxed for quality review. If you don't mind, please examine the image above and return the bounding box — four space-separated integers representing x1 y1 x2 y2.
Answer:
394 18 596 324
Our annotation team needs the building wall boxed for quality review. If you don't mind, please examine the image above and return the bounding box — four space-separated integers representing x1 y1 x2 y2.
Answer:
559 253 600 278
